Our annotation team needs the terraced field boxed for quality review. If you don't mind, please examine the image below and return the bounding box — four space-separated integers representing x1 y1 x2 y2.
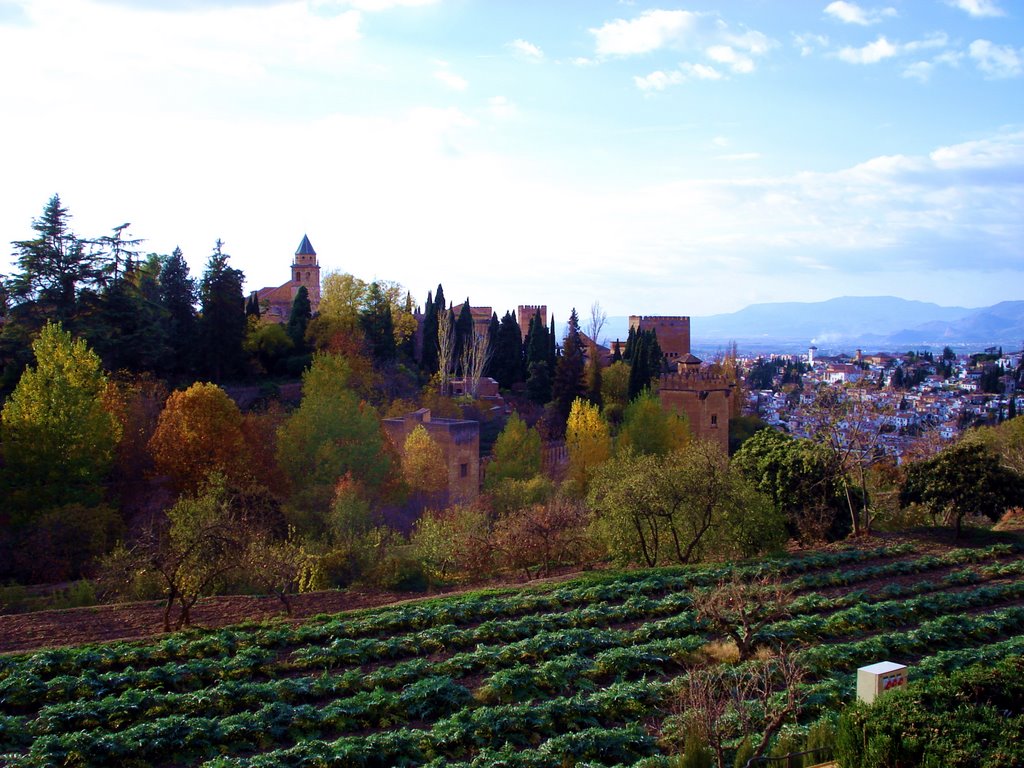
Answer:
3 540 1024 767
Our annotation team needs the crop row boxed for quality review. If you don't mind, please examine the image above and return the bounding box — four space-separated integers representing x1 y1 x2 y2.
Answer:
0 544 920 684
8 678 665 768
3 555 1017 721
6 567 1022 744
5 598 1023 766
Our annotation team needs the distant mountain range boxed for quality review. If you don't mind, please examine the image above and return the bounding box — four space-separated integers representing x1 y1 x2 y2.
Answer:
598 297 1024 355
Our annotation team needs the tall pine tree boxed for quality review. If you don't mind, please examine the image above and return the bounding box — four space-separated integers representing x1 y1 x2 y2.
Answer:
551 308 586 428
199 240 246 382
159 246 198 377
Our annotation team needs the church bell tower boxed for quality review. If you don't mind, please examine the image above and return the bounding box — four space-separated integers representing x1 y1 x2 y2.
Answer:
292 234 321 312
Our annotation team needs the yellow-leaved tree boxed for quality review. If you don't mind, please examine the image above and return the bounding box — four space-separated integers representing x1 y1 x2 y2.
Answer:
1 322 121 523
565 397 611 498
401 424 447 507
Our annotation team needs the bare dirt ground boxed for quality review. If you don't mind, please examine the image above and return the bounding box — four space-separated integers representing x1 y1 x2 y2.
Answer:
0 528 1016 656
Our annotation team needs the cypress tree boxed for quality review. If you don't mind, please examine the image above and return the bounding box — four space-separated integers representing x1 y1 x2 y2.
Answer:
585 342 603 408
420 289 438 374
485 311 500 378
245 292 261 319
287 285 312 349
628 331 650 401
159 246 198 376
552 308 586 427
492 310 523 388
455 300 474 372
623 325 637 362
647 327 664 376
526 310 548 366
548 315 557 369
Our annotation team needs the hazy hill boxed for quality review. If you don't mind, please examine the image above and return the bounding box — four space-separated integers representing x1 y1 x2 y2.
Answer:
598 297 1024 354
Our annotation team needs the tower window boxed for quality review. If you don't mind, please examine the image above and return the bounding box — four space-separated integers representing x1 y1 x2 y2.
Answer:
460 463 469 478
711 414 718 427
294 271 300 281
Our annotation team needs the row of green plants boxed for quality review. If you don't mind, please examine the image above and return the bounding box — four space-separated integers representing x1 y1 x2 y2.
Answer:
6 586 1024 757
3 546 1020 727
0 543 919 686
4 543 1024 766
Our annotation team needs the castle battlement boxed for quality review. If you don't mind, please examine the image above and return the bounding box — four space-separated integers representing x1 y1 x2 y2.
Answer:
659 372 734 391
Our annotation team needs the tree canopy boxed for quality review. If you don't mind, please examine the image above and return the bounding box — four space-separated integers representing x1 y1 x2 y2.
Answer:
900 441 1024 537
0 322 121 524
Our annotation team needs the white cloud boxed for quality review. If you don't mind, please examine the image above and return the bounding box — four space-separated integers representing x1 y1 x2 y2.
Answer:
634 69 684 91
634 62 724 90
706 45 754 73
902 61 933 81
838 35 897 63
824 1 896 26
712 136 730 148
487 95 519 119
590 9 700 56
969 39 1023 78
837 33 947 64
946 0 1004 18
793 32 829 56
509 38 543 60
433 64 468 91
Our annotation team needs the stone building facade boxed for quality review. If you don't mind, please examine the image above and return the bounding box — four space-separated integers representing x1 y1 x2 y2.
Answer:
382 408 480 505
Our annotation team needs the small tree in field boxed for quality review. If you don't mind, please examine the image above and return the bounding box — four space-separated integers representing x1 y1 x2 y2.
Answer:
673 650 806 768
493 497 592 579
692 574 794 661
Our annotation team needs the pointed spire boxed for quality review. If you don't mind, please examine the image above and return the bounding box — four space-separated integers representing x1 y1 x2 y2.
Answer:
295 234 316 256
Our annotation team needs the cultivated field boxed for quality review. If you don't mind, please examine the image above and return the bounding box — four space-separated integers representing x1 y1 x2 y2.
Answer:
3 537 1024 766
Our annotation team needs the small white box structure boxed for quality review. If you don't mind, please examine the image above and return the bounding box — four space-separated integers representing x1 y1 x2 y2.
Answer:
857 661 908 704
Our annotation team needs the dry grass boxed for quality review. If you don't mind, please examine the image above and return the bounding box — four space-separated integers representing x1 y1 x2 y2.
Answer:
699 639 739 664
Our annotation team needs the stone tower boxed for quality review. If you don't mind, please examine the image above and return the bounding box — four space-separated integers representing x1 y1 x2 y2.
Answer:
292 234 321 312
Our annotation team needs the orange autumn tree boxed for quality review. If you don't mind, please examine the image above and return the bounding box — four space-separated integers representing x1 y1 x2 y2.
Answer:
149 382 251 494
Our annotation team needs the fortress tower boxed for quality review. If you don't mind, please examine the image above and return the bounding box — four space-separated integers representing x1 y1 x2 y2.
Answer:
518 305 547 341
629 316 691 361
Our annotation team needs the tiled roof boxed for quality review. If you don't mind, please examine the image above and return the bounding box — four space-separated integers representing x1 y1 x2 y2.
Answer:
295 234 316 256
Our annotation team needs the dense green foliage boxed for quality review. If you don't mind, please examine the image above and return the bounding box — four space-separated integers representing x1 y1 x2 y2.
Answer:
2 541 1024 766
836 655 1024 768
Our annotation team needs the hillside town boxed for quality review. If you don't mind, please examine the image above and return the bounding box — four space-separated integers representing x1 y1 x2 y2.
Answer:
746 345 1023 463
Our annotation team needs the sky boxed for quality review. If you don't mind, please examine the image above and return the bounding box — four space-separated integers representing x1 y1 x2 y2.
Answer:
0 0 1022 325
